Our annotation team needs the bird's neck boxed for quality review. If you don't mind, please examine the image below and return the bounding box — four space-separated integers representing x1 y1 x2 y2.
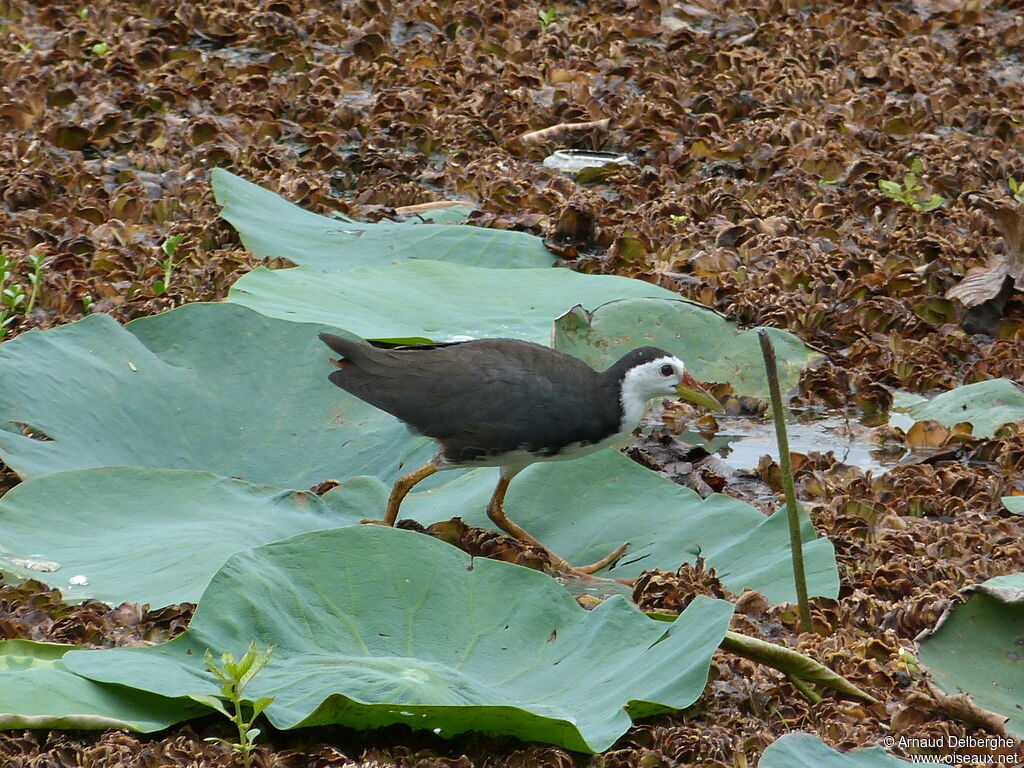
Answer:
614 374 656 434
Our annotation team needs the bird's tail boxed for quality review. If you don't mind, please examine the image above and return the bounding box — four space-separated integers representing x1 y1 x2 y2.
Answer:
319 331 368 367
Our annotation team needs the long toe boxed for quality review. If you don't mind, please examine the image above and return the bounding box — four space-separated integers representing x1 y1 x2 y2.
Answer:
570 541 630 575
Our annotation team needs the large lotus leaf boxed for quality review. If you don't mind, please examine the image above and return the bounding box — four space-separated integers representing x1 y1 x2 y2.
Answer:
394 204 476 224
0 639 205 731
916 574 1024 738
228 261 678 344
892 379 1024 438
394 449 839 603
211 168 553 270
1003 497 1024 515
0 456 834 608
65 526 735 753
0 302 436 485
552 299 822 399
0 467 381 606
759 733 912 767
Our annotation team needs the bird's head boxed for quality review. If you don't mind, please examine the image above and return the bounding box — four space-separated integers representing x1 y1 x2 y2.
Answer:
616 348 720 412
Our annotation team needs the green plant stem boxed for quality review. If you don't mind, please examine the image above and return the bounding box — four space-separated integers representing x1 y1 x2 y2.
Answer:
719 631 875 703
636 622 877 704
787 672 823 703
229 702 256 768
26 254 44 315
757 329 813 634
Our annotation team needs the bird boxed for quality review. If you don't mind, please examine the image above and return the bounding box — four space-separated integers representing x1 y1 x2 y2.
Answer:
319 332 720 576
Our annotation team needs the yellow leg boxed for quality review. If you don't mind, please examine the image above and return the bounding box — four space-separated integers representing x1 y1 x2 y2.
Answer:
574 542 630 574
485 469 629 575
364 463 439 526
486 471 553 551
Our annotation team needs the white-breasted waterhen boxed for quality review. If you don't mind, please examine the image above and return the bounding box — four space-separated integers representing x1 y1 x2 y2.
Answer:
319 333 720 575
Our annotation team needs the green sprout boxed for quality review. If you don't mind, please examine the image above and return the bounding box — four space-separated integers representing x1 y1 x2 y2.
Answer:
190 641 275 768
3 284 27 312
90 42 110 56
668 214 689 227
1009 177 1024 204
0 253 11 291
25 251 45 315
154 234 183 296
538 8 557 33
898 648 922 675
77 8 88 19
1 283 26 341
0 254 19 340
878 157 945 212
17 41 32 55
81 294 93 313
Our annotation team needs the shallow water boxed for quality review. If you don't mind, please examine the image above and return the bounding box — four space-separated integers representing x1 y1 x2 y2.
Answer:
680 411 912 475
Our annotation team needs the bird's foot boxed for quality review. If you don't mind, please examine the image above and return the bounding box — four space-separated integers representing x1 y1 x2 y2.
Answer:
359 518 393 526
562 541 630 577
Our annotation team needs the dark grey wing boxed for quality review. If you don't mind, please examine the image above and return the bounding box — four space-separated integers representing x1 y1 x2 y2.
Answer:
411 342 622 461
322 335 514 435
320 336 621 459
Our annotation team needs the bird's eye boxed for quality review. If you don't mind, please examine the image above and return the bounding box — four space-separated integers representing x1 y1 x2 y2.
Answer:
660 364 674 376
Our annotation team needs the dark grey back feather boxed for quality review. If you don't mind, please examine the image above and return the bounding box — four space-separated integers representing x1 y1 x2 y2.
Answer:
319 333 672 463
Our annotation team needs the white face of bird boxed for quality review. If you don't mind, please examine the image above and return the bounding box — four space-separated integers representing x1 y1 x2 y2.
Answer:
621 356 689 403
619 356 720 425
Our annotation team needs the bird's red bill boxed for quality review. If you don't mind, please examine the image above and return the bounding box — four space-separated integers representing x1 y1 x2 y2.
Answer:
677 372 720 411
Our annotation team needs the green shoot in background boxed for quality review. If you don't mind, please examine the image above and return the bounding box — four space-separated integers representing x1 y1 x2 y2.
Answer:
189 641 275 768
878 157 945 212
154 234 184 296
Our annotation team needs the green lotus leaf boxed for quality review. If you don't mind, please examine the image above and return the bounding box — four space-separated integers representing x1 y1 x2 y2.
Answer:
398 450 838 602
227 261 678 344
0 302 436 486
0 451 836 607
211 168 552 270
760 732 912 766
917 574 1024 738
892 379 1024 438
1002 497 1024 515
64 526 735 753
552 299 822 399
0 468 379 606
0 639 205 731
0 301 836 606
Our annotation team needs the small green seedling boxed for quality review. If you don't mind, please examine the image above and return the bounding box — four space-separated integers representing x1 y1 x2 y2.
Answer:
1009 177 1024 204
668 214 689 227
90 42 110 56
0 253 11 293
191 641 275 768
898 648 922 675
154 234 183 296
81 294 93 313
0 306 15 340
25 251 45 315
0 311 15 339
878 157 945 212
1 281 26 340
77 8 88 19
2 284 26 314
538 8 557 33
